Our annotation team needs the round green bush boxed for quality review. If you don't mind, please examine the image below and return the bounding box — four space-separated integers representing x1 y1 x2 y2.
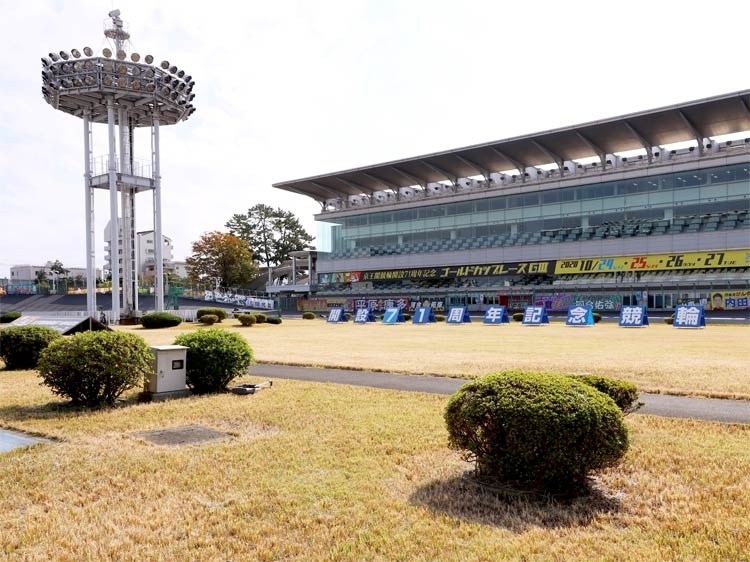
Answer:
592 312 602 323
37 331 152 407
141 312 182 329
0 311 22 324
196 307 227 322
664 315 675 325
237 313 257 327
512 312 524 322
435 314 446 322
173 328 254 394
254 313 267 324
444 371 629 493
266 316 282 325
0 325 62 370
571 375 642 414
302 311 316 320
199 314 219 325
402 313 411 321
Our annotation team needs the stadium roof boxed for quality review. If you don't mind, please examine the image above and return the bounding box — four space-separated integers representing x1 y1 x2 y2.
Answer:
273 89 750 203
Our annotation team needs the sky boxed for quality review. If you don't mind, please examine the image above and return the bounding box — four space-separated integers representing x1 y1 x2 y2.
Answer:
1 0 748 279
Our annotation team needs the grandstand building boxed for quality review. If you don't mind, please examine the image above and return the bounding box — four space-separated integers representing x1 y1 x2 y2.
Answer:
272 90 750 315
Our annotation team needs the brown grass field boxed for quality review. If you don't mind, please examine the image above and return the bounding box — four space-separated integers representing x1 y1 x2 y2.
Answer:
1 319 749 561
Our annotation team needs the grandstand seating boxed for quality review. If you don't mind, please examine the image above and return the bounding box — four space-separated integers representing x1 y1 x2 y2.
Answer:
327 211 749 259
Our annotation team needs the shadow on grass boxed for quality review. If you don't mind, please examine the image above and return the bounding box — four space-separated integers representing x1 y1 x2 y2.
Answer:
0 393 144 424
409 473 622 530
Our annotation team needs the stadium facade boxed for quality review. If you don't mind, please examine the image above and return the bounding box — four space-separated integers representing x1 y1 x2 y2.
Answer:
271 90 750 315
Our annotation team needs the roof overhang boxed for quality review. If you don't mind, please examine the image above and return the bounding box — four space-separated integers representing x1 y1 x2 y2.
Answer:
273 89 750 203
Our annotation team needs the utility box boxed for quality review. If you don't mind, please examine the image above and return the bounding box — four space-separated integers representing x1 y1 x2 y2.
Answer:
146 345 190 400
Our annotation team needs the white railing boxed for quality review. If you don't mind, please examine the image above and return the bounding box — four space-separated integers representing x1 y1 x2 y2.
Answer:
90 155 153 179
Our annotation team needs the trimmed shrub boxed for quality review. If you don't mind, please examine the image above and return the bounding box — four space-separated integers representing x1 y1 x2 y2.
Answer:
0 325 62 370
199 314 219 325
435 314 446 322
173 329 254 394
37 331 152 407
664 315 674 325
302 311 316 320
570 375 642 414
444 371 629 493
0 311 22 324
266 316 282 325
512 312 524 322
141 312 182 329
592 312 602 323
196 307 228 323
402 313 411 321
254 313 267 324
237 314 257 327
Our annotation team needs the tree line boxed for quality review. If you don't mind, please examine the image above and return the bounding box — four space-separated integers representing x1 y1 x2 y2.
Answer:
186 203 314 290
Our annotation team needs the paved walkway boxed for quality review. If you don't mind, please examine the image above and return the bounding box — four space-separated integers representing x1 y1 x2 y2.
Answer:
251 363 750 425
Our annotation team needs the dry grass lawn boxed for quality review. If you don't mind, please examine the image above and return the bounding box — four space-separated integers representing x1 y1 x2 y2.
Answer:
124 319 750 399
0 318 748 561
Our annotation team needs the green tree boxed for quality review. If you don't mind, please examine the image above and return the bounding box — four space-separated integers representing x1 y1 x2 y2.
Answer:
225 204 314 267
48 260 69 293
185 231 258 290
34 269 49 291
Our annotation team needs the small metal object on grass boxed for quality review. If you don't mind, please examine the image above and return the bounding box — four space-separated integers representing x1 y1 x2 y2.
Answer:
230 380 273 395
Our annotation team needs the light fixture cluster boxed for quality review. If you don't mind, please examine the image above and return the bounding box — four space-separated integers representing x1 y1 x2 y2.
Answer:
41 47 196 121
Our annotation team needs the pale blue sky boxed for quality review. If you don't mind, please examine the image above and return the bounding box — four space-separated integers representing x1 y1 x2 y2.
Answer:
1 0 748 278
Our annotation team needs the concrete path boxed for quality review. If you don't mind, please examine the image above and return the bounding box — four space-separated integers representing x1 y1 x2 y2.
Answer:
251 363 750 425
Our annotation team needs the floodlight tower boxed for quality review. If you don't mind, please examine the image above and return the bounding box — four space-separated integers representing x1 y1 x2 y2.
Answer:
41 9 196 324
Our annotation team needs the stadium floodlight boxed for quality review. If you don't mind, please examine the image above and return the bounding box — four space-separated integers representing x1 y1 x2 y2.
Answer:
84 60 95 71
144 54 153 64
102 75 113 86
177 69 185 78
177 82 185 91
132 80 141 90
163 75 172 84
102 47 112 58
145 83 155 92
144 68 154 78
72 77 83 87
83 46 93 56
169 65 177 74
116 50 126 61
131 66 141 76
41 57 52 67
130 52 140 62
84 75 95 86
71 48 81 58
160 86 170 96
117 64 128 74
117 76 127 88
49 52 59 61
61 78 72 88
183 75 192 83
73 61 83 71
103 60 114 72
59 51 70 60
160 60 169 69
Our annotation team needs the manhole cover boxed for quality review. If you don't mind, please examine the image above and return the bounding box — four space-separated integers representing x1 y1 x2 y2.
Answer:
134 425 229 446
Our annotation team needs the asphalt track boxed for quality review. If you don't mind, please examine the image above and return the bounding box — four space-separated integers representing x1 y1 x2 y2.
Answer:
251 363 750 425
